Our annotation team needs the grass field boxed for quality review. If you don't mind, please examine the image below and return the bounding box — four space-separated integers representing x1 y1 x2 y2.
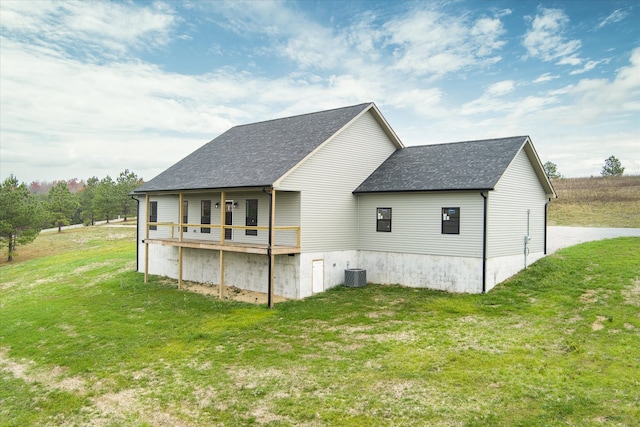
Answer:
1 225 639 426
548 175 640 227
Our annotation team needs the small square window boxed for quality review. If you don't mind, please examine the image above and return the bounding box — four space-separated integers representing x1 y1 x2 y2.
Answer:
376 207 392 232
442 207 460 234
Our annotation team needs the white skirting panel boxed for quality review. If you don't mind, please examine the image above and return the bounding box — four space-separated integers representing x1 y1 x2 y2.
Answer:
139 244 548 298
356 251 484 294
485 251 545 292
142 244 301 299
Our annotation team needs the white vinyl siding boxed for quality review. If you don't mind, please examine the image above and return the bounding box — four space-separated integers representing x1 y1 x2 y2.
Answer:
182 193 221 241
357 192 484 258
278 111 398 252
145 195 178 239
273 191 301 247
487 149 548 257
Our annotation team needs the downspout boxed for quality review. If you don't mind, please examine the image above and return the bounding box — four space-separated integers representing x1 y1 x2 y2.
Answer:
131 195 140 272
480 192 488 294
544 198 552 255
262 186 274 308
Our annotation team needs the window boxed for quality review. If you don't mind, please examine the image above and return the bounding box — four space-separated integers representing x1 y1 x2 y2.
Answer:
376 207 392 232
201 200 211 233
182 200 188 232
245 199 258 236
149 201 157 231
442 207 460 234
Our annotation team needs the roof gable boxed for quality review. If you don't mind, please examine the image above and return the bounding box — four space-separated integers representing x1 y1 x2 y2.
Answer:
135 103 374 192
354 136 532 193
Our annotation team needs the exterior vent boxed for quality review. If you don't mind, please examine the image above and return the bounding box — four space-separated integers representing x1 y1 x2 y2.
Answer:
345 269 366 288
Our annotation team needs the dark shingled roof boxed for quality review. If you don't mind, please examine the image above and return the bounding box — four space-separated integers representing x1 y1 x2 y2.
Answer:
353 136 529 193
135 103 373 192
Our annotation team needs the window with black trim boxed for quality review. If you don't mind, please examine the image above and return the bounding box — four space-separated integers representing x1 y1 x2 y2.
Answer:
182 200 188 232
442 207 460 234
201 200 211 233
376 207 392 232
149 201 157 231
245 199 258 236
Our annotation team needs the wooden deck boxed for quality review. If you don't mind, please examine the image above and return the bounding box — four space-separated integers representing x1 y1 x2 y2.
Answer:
144 238 300 255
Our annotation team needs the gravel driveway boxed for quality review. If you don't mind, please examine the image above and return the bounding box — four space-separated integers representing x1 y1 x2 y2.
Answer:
547 226 640 254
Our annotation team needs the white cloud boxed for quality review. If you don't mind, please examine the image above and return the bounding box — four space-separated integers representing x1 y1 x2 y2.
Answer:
522 8 582 65
533 73 558 84
597 8 630 29
487 80 515 96
0 0 177 57
460 80 519 115
569 60 600 75
383 9 506 79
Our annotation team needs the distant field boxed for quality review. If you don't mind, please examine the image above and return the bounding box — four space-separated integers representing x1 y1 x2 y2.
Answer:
548 175 640 227
1 225 639 426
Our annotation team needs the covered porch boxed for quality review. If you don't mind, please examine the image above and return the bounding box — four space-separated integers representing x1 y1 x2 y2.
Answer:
142 188 300 307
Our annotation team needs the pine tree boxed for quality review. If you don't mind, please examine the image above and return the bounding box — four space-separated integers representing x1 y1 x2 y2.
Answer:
48 181 80 232
79 176 99 225
543 161 562 179
116 169 143 221
0 175 46 261
601 155 624 176
93 176 119 223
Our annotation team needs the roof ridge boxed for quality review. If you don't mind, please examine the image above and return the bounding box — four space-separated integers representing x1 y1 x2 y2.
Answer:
406 135 529 149
231 102 373 129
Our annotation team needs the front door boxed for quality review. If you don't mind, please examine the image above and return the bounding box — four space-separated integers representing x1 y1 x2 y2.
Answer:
225 201 233 240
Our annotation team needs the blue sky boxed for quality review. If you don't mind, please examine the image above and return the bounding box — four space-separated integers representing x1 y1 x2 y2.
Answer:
1 0 638 184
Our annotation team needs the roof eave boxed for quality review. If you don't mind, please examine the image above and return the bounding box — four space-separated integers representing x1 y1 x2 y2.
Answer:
132 183 274 195
522 137 557 198
368 103 405 149
353 187 494 195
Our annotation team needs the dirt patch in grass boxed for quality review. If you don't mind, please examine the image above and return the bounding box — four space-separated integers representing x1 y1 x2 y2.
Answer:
621 278 640 306
591 316 608 331
0 348 87 395
580 289 598 303
182 282 288 304
0 348 195 427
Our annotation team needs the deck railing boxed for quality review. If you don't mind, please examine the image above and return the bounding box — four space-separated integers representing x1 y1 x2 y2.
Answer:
146 222 300 249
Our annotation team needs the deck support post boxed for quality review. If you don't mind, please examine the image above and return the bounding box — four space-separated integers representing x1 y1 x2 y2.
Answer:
267 189 276 308
144 194 150 284
178 193 184 289
219 250 224 300
219 191 226 299
178 247 183 290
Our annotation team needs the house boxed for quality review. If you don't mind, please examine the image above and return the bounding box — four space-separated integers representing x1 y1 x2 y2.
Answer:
132 103 556 304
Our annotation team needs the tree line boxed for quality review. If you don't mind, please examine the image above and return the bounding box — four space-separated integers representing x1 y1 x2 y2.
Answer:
0 170 142 261
543 155 626 179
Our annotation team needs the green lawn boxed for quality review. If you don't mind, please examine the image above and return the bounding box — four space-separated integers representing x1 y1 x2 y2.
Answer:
1 226 639 426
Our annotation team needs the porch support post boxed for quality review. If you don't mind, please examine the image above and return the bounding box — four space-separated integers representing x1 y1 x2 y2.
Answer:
178 193 184 290
179 193 184 242
268 189 276 308
178 247 183 290
144 194 150 283
219 250 224 300
220 191 226 245
219 191 226 300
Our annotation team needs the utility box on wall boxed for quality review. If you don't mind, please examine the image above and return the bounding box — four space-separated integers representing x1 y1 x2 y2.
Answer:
345 269 366 288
